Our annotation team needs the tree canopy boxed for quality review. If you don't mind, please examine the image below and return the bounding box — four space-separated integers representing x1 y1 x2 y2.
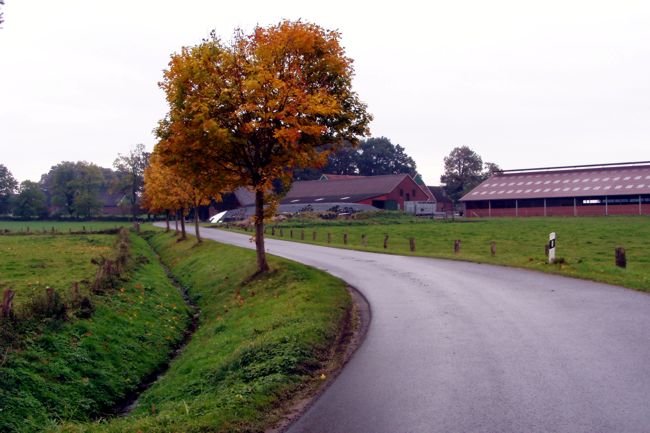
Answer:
440 146 501 203
41 161 105 218
0 164 17 215
156 20 371 272
113 143 150 221
14 181 48 219
294 137 418 180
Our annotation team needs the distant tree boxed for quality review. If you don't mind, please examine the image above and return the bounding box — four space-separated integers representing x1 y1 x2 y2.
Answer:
157 21 371 273
113 143 150 221
293 137 418 180
42 162 104 217
13 181 48 219
440 146 500 204
324 142 360 175
0 164 18 215
482 162 502 180
356 137 418 177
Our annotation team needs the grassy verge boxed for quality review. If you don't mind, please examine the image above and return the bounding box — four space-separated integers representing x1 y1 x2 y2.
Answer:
0 233 190 433
217 213 650 291
61 229 351 433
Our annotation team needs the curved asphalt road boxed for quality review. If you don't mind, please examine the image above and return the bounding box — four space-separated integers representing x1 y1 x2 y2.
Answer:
196 226 650 433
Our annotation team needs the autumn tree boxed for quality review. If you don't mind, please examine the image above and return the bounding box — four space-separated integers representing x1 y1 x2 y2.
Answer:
157 21 371 272
113 143 150 221
440 146 501 204
0 164 18 215
143 152 214 242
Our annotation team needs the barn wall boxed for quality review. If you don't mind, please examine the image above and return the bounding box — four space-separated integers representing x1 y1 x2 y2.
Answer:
465 202 650 218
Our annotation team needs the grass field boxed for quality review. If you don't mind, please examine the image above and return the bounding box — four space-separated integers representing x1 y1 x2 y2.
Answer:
0 234 114 307
0 233 190 433
61 229 351 433
217 213 650 292
0 221 127 233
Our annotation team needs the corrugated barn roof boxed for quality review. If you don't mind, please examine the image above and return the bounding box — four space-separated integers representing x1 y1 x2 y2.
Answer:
461 164 650 201
282 174 411 204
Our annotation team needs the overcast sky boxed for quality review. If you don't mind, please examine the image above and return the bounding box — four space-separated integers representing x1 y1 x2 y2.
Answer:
1 0 649 185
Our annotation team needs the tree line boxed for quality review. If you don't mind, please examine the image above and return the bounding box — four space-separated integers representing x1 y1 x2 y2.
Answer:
0 144 149 219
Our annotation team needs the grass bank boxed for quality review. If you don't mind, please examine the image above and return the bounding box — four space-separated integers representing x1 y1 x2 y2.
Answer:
0 233 190 433
60 230 351 433
218 213 650 292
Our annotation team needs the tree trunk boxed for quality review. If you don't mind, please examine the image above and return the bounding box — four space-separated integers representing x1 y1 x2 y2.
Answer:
179 207 187 240
165 210 170 232
254 190 270 273
194 206 202 243
174 210 179 233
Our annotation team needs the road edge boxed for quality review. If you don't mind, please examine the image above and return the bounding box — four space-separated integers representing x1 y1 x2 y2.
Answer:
266 284 371 433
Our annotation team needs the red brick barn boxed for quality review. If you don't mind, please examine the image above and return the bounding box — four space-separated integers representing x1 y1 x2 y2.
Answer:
283 174 431 211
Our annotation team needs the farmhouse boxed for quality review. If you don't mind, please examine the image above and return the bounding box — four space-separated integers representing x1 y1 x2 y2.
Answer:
283 173 431 210
460 162 650 217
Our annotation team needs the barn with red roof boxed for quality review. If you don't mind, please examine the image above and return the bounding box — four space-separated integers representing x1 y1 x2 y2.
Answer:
460 162 650 217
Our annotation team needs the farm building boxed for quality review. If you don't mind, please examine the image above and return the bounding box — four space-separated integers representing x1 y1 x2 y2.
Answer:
427 186 453 214
210 173 434 220
460 162 650 217
282 173 431 210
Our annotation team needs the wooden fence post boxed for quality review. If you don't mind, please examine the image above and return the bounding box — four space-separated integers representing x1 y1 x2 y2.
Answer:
312 231 317 241
409 237 416 252
327 232 331 243
290 229 293 238
383 234 389 249
301 230 305 240
2 289 15 318
615 247 627 268
490 242 496 256
343 233 348 245
271 227 275 236
454 239 461 254
279 228 284 237
361 234 367 247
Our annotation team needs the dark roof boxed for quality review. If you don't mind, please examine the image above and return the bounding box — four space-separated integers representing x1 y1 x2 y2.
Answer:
282 174 411 204
233 187 256 207
427 186 452 203
319 174 367 181
461 164 650 201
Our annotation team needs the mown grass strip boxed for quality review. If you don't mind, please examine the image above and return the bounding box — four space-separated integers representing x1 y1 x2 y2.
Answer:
0 233 190 433
220 214 650 292
61 230 351 433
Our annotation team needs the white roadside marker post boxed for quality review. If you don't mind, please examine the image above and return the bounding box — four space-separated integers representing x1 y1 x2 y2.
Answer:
548 232 556 264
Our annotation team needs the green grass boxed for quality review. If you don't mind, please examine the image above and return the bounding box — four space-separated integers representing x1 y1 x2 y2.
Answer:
0 233 190 433
60 230 351 433
218 213 650 292
0 221 127 233
0 235 114 307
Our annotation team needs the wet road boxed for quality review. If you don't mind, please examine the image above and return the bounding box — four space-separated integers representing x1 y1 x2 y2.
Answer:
196 226 650 433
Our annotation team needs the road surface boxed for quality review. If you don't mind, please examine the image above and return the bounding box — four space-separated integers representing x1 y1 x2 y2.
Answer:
195 226 650 433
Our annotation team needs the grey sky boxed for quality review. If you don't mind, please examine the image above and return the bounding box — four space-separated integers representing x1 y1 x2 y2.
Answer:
1 0 649 185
